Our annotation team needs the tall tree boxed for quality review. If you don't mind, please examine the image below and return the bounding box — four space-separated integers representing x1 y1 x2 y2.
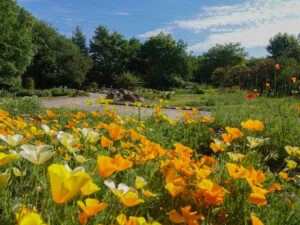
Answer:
0 0 34 88
194 43 247 84
72 26 88 55
267 33 299 58
23 20 91 88
89 26 129 86
140 33 190 89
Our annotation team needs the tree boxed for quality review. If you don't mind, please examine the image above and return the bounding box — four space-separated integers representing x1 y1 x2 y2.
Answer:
0 0 34 88
89 26 129 86
267 33 299 58
194 43 247 84
23 20 91 88
140 33 191 89
126 37 142 74
72 26 88 55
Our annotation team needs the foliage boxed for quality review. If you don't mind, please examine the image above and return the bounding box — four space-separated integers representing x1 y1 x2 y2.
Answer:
23 77 35 90
194 43 247 84
51 87 75 96
140 33 191 89
0 0 34 88
89 26 130 86
115 72 141 90
72 26 88 55
267 33 299 58
23 20 92 89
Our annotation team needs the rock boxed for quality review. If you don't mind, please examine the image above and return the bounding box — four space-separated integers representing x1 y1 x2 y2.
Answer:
106 88 142 102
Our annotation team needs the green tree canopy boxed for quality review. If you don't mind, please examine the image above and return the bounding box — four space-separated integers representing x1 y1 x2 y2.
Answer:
89 26 129 86
267 33 299 59
0 0 34 88
140 33 191 89
23 20 91 89
194 43 247 84
72 26 88 55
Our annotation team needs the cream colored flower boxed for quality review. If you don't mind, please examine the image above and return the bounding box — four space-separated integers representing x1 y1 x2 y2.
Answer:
41 125 57 136
0 134 23 147
57 131 78 148
80 128 100 143
247 137 268 148
20 144 55 165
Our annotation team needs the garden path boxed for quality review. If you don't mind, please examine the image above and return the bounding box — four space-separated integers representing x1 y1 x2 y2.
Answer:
41 93 211 120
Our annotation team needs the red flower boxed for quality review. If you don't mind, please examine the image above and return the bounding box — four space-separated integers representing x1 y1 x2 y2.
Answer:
275 64 280 69
247 93 254 99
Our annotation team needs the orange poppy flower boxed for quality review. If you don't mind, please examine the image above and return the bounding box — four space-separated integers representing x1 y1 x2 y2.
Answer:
275 64 280 69
251 214 264 225
225 127 243 139
107 123 123 140
97 154 133 178
265 83 270 87
197 179 228 206
101 136 113 148
168 206 204 225
241 119 264 131
221 133 233 143
291 77 296 83
248 192 267 206
97 155 116 178
226 163 249 179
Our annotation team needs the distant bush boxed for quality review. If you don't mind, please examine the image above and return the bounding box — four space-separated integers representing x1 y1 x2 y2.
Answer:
193 86 204 94
115 72 141 90
16 89 34 97
34 89 52 97
71 90 90 97
51 87 75 96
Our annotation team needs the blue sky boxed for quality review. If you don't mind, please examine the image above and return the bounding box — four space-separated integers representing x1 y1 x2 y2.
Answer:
18 0 300 57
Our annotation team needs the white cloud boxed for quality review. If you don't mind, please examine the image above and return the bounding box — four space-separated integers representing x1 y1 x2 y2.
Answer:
138 26 175 38
173 0 300 52
113 11 131 16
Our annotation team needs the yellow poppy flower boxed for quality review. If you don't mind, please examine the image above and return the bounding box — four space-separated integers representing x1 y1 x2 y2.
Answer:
77 198 108 216
0 152 19 167
48 164 92 204
0 172 10 186
285 159 297 169
17 211 46 225
135 176 147 189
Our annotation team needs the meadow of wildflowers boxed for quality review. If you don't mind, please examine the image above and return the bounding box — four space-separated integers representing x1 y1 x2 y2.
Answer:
0 94 299 225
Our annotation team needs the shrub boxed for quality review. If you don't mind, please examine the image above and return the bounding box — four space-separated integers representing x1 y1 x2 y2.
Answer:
193 86 204 94
51 87 75 96
16 89 34 97
34 89 53 97
24 77 35 90
115 72 140 90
